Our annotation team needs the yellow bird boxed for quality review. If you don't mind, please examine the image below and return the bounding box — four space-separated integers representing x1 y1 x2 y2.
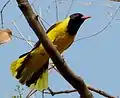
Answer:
10 13 90 91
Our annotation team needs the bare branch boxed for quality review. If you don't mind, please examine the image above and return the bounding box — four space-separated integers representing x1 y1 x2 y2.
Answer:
0 0 10 28
88 86 115 98
26 86 116 98
12 20 33 47
44 86 115 98
55 0 59 21
65 0 74 18
74 5 120 42
26 89 36 98
110 0 120 2
12 34 35 43
16 0 93 98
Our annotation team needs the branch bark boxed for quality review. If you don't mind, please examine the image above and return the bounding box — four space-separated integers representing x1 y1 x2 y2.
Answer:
16 0 93 98
44 86 115 98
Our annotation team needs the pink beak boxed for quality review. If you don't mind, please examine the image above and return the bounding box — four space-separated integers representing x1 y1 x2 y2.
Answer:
81 16 91 20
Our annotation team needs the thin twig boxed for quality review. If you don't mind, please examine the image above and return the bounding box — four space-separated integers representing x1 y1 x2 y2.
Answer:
42 90 45 98
12 34 36 43
12 20 33 47
32 4 48 31
74 5 120 42
32 2 47 30
65 0 74 18
0 0 10 28
39 19 47 31
26 89 37 98
40 17 51 26
12 0 50 27
55 0 59 21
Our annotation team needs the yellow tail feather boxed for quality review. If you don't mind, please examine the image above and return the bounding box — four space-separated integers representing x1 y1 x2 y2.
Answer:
10 56 48 91
10 56 26 77
30 70 48 91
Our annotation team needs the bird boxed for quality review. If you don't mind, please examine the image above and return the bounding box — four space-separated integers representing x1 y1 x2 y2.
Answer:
10 13 91 91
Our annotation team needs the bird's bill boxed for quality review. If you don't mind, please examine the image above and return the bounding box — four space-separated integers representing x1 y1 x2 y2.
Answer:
81 16 91 20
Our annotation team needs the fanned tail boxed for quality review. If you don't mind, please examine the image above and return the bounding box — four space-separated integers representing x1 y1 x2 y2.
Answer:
10 54 49 91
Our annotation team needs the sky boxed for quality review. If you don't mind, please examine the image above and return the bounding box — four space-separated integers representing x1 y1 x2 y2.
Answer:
0 0 120 98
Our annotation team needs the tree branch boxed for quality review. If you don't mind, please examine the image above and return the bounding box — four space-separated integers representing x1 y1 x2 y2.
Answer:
44 86 115 98
26 85 116 98
0 0 10 28
88 86 115 98
16 0 93 98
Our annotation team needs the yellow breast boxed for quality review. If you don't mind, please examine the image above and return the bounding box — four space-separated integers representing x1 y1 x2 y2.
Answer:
47 18 75 53
53 31 74 53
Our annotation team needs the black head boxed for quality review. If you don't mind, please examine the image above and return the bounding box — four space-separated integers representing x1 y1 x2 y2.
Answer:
67 13 91 36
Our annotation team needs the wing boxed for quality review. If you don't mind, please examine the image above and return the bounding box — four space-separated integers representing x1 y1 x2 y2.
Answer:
19 21 61 58
64 40 74 51
17 22 61 82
